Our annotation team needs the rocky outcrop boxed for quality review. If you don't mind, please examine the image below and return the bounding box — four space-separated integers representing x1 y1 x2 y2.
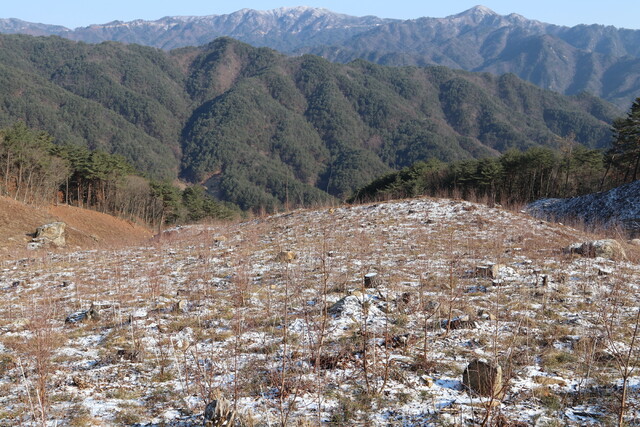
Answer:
328 295 361 316
564 239 627 261
475 264 505 279
29 222 66 249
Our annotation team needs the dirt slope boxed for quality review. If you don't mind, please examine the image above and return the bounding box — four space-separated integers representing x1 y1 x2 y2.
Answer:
0 196 153 256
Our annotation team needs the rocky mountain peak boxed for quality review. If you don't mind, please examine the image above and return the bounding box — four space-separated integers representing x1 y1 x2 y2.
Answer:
0 6 639 106
451 5 498 20
462 5 498 16
260 6 334 17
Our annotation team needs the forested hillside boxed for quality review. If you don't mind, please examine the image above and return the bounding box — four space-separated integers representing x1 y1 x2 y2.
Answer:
349 147 607 206
0 121 239 226
3 6 640 108
348 96 640 207
302 7 640 108
0 34 621 211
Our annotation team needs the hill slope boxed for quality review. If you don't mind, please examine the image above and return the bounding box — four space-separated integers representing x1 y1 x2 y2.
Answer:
0 196 153 255
2 6 639 107
0 36 188 178
527 180 640 235
304 7 640 108
0 196 638 424
0 34 620 209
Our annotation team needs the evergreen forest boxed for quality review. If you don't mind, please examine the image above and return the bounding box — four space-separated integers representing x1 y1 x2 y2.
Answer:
0 34 627 216
0 121 239 226
349 97 640 206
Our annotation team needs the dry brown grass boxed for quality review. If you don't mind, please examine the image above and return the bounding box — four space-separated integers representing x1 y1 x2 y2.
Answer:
0 195 152 257
1 196 639 425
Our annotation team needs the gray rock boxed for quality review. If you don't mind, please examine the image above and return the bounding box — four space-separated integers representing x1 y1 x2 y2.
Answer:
65 304 99 324
564 239 626 260
203 395 236 427
32 222 66 248
328 295 360 316
327 293 386 326
65 311 87 324
462 359 503 398
475 264 504 279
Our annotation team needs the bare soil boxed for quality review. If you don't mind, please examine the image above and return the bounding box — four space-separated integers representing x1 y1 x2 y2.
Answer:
0 196 153 256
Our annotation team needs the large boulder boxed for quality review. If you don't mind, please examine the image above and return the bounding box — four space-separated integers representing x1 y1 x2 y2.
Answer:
32 222 66 248
462 359 503 398
564 239 626 260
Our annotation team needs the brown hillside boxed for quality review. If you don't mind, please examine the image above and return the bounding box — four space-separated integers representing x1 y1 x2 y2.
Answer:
0 196 153 256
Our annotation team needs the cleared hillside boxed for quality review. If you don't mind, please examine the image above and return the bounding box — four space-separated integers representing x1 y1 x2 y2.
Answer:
0 196 153 255
527 180 640 236
0 196 639 424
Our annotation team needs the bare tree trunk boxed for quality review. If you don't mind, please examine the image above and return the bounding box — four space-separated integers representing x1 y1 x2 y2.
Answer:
632 151 640 182
600 161 612 191
14 163 23 200
3 151 11 194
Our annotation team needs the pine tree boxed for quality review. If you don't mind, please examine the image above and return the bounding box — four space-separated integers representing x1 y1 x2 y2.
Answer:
608 97 640 182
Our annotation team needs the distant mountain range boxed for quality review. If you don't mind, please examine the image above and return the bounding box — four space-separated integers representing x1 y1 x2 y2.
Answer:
0 34 618 210
1 6 640 107
0 7 393 51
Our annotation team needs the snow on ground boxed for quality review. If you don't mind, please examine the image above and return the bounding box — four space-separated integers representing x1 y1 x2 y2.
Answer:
0 196 639 425
527 179 640 235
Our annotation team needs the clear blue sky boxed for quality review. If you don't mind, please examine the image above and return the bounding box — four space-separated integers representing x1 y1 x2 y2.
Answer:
4 1 639 30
